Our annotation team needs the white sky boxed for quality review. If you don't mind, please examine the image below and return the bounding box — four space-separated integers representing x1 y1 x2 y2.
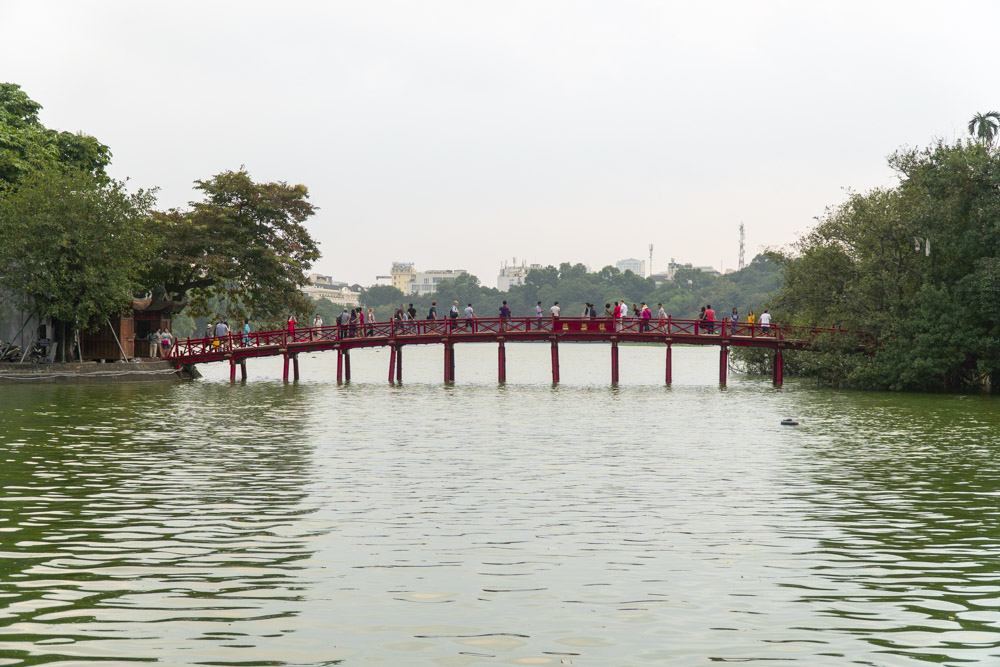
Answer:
2 1 995 286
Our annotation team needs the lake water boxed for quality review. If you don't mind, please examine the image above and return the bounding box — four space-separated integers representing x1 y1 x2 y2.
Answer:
1 343 999 666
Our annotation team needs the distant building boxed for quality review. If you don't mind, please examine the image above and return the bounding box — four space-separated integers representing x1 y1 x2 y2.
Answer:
410 269 468 295
616 258 646 277
497 259 541 292
693 266 721 277
374 275 392 287
390 262 416 293
302 273 360 306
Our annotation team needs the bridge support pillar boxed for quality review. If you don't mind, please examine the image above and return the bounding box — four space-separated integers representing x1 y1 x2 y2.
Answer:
344 349 351 382
611 340 619 385
396 345 403 383
282 353 289 383
550 339 560 384
773 348 783 387
230 358 237 383
665 343 672 384
444 342 455 383
293 353 300 382
719 345 728 386
240 360 247 381
336 348 343 383
498 340 506 383
388 345 396 383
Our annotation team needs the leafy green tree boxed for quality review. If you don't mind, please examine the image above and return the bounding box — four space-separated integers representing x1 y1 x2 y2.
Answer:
0 83 111 185
968 111 1000 148
146 169 320 323
767 139 1000 390
0 168 155 346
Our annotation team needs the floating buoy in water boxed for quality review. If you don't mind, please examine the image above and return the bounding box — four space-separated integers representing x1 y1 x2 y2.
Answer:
781 419 799 426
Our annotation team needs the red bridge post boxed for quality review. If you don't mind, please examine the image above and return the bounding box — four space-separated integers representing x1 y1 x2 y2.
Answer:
344 349 351 382
550 339 560 383
240 359 247 381
611 339 619 384
498 339 506 383
719 344 728 386
230 358 237 383
396 345 403 383
444 343 454 383
665 343 672 384
293 353 300 382
336 348 343 383
282 353 289 383
388 345 396 384
773 348 783 387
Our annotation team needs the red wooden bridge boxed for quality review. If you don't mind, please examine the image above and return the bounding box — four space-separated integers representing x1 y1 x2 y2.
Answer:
167 316 870 386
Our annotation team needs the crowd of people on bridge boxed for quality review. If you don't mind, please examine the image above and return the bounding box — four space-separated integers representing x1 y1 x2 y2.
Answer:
187 301 774 351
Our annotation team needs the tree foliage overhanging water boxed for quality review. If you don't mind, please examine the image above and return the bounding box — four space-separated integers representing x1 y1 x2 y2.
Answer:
761 140 1000 391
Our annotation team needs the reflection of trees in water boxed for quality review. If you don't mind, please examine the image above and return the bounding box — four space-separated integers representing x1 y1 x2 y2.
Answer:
0 382 327 664
789 392 1000 662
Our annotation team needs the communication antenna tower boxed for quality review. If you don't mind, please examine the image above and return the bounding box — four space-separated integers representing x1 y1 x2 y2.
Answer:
738 222 746 270
648 243 654 277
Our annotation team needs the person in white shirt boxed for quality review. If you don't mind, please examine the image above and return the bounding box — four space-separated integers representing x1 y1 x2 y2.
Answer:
550 302 560 317
313 314 323 327
760 310 771 333
657 304 667 320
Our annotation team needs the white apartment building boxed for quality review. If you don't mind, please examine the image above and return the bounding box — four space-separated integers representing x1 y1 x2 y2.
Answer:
615 258 646 277
302 273 360 306
410 269 468 295
497 260 541 292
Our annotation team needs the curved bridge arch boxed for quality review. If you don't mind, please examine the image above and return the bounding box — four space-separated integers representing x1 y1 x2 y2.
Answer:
167 316 871 386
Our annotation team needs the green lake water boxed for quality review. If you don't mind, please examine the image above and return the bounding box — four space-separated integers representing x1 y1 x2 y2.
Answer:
1 344 998 665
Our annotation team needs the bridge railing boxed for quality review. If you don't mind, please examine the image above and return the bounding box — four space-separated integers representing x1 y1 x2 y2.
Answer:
166 317 870 360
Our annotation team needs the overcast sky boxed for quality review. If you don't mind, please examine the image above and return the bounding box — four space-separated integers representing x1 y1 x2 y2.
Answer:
2 1 995 287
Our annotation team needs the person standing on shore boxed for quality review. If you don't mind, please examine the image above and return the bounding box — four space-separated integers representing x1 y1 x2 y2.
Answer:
149 329 161 358
161 328 173 356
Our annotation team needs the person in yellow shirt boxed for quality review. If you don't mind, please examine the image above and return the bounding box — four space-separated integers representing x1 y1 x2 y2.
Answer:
747 310 755 331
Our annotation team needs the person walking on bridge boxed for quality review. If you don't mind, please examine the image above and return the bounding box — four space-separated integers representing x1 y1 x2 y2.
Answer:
499 300 511 330
464 304 476 332
427 302 437 320
704 305 715 334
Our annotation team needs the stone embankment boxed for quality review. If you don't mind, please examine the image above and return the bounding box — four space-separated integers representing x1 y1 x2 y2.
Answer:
0 360 200 383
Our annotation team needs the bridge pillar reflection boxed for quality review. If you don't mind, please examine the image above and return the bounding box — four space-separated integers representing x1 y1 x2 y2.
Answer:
611 339 619 384
719 344 728 386
773 348 783 387
665 343 672 384
498 339 506 383
550 339 560 383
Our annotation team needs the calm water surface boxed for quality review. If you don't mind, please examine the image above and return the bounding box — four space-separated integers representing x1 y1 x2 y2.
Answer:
1 344 998 666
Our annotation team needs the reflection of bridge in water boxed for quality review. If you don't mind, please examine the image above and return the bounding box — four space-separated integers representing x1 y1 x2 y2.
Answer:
167 317 872 386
